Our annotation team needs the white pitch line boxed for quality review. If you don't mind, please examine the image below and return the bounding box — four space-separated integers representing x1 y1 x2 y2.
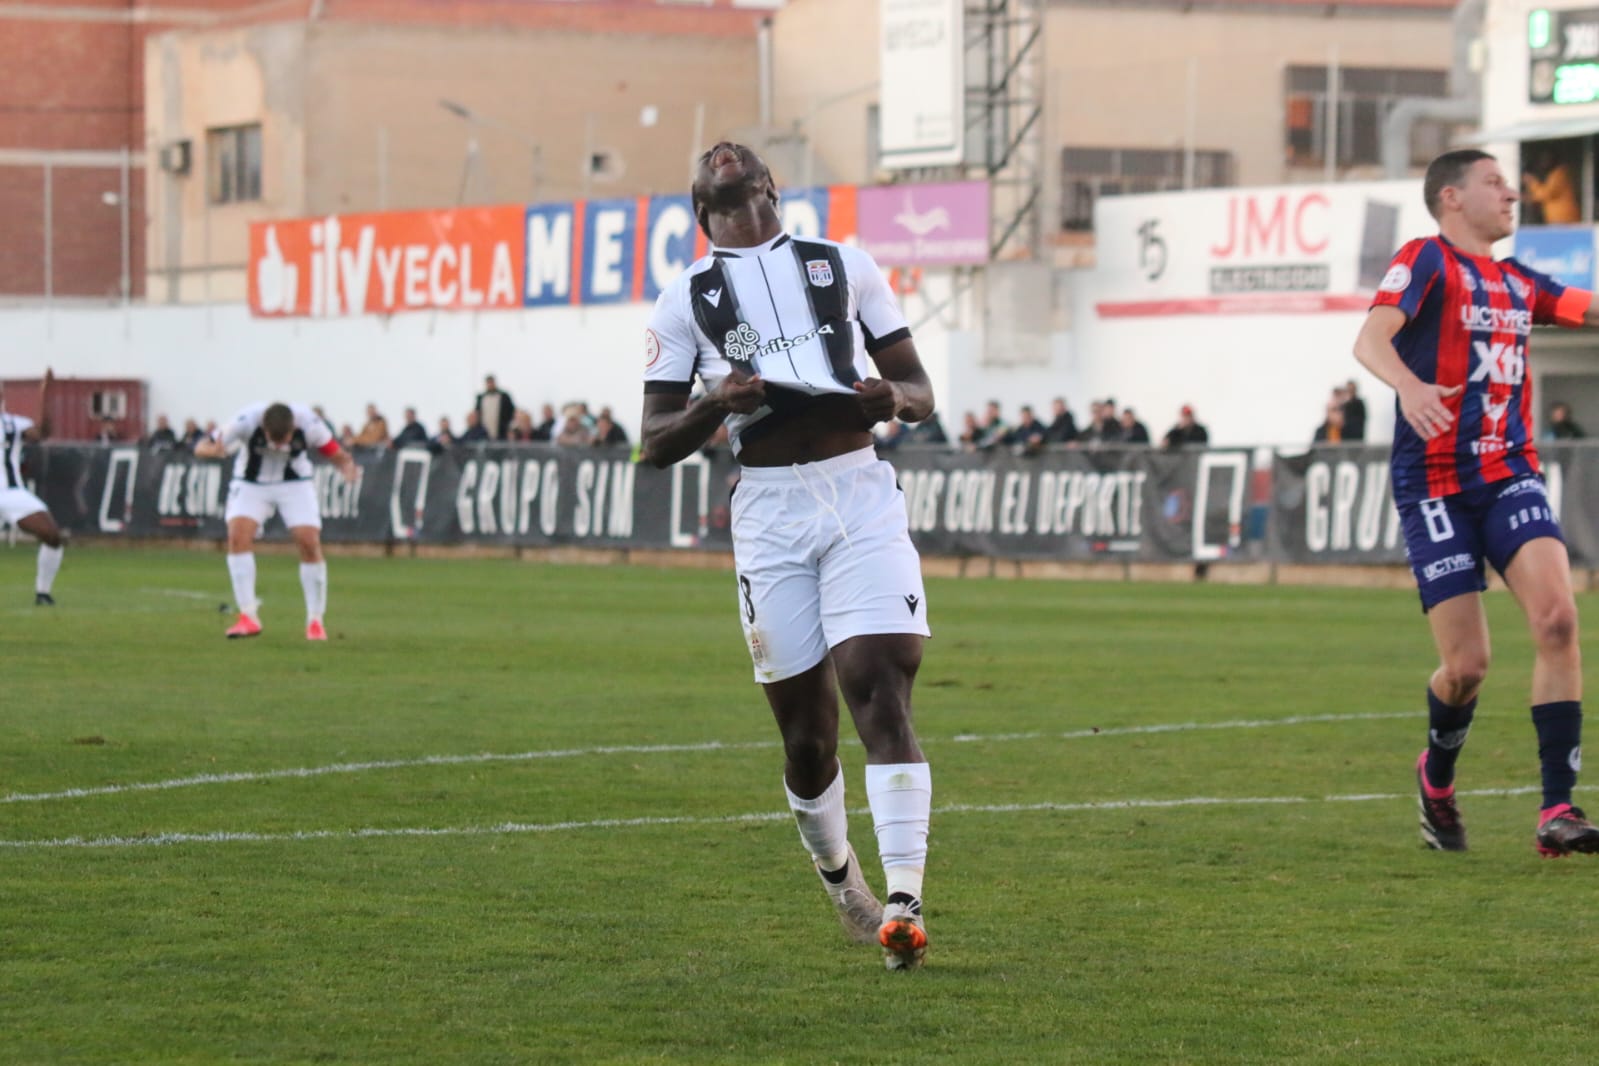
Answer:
0 785 1549 851
0 711 1416 807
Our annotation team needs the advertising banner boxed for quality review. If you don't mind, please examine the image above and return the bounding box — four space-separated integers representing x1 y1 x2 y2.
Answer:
1512 224 1596 290
857 182 990 266
249 205 526 317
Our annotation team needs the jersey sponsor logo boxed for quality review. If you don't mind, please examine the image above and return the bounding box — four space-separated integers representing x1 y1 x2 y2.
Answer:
1459 305 1531 336
1468 340 1527 385
1497 477 1546 500
1379 263 1411 293
644 328 661 367
723 322 761 363
703 287 723 307
1508 275 1532 301
1421 552 1475 582
806 259 834 286
722 320 840 363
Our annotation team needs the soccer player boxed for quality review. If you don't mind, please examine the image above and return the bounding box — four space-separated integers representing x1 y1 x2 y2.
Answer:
0 370 65 605
194 402 358 641
640 142 936 970
1355 149 1599 857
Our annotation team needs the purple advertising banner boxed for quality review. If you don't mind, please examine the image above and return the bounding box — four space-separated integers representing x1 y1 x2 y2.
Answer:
856 181 990 266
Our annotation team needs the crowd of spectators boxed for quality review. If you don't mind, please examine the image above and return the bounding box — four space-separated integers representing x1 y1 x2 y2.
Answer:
1312 379 1367 443
893 396 1209 456
134 375 636 456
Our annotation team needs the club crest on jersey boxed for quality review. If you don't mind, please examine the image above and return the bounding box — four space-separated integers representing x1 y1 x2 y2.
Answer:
1458 268 1476 293
806 259 834 287
1379 264 1411 293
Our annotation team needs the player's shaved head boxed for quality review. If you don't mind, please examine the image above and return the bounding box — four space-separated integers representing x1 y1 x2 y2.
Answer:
1424 149 1496 220
263 403 294 442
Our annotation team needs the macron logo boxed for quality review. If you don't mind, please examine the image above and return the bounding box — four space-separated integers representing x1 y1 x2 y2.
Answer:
904 594 920 615
703 288 723 307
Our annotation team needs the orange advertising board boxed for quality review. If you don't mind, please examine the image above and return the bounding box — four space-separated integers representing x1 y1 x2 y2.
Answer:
249 205 526 317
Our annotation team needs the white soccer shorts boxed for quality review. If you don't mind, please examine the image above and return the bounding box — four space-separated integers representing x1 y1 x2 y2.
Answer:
730 445 930 684
224 479 322 529
0 486 49 525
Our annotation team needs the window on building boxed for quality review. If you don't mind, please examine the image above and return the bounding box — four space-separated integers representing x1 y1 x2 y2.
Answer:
207 124 262 204
1060 147 1234 232
1284 66 1448 169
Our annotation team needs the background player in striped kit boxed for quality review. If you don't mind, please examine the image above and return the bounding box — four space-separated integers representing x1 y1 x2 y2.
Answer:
1355 149 1599 857
195 401 358 641
640 142 936 970
0 370 66 605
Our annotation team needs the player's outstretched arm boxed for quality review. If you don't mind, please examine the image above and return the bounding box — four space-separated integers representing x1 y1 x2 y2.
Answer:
1354 305 1460 441
639 378 765 468
857 337 933 426
192 438 229 459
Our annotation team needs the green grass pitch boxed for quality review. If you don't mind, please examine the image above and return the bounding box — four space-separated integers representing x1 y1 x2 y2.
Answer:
3 546 1598 1064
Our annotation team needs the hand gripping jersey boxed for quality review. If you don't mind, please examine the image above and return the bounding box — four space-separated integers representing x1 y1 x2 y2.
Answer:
1372 236 1591 505
219 403 336 484
641 233 912 456
1 411 35 488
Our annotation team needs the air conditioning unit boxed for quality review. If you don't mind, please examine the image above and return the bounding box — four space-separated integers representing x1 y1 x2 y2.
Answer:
159 140 191 175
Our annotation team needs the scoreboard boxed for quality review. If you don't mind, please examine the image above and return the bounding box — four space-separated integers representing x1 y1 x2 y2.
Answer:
1530 6 1599 104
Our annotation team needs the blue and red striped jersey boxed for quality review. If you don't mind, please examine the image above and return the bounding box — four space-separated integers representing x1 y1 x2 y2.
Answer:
1372 235 1590 505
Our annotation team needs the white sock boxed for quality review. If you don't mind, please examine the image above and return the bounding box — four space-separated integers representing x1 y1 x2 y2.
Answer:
785 761 850 872
36 544 63 594
299 560 328 622
866 762 932 900
227 553 258 618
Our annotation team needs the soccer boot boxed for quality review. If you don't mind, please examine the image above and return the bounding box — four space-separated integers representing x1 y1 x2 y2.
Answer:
1536 804 1599 857
816 844 883 945
306 619 328 642
226 613 263 639
1416 750 1467 852
878 896 927 972
34 592 54 606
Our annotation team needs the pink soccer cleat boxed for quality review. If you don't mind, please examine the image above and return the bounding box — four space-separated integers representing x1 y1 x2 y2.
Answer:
305 619 328 642
226 613 262 639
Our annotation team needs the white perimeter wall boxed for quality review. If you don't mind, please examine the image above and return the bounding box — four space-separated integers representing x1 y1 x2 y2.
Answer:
0 301 959 443
0 290 1384 448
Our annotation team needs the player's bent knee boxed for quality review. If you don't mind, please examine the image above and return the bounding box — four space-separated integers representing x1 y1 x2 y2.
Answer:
781 732 838 775
1440 655 1490 697
1533 603 1579 653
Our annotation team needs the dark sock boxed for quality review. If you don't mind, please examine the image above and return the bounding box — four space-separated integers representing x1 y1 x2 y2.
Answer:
1425 688 1476 790
1532 701 1583 810
818 860 849 885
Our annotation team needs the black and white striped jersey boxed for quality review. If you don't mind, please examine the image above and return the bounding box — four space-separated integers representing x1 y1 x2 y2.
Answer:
642 232 912 456
219 403 334 484
1 411 35 489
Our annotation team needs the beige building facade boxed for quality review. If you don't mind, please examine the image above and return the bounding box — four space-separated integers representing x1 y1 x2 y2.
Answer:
144 6 764 303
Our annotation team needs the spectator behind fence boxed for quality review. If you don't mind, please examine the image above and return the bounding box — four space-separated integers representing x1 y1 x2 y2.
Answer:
533 403 557 441
431 416 456 452
1007 405 1048 455
1314 402 1346 443
146 415 179 452
975 400 1009 449
508 409 536 442
459 409 490 443
1080 400 1123 445
392 407 428 449
1341 379 1367 441
181 418 205 450
95 417 120 445
338 424 358 451
593 409 628 446
1547 401 1586 440
1044 397 1078 444
903 411 948 445
555 409 594 447
352 403 390 449
1119 407 1151 444
1162 404 1210 449
957 411 981 451
475 374 515 440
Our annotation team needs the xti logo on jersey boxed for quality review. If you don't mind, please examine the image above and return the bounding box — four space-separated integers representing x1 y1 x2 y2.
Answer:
1372 236 1591 505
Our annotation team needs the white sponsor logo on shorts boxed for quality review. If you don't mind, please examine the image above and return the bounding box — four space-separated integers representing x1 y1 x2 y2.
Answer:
1422 553 1476 582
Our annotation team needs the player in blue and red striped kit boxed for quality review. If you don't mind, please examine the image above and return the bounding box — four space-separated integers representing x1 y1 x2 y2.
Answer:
1355 148 1599 857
